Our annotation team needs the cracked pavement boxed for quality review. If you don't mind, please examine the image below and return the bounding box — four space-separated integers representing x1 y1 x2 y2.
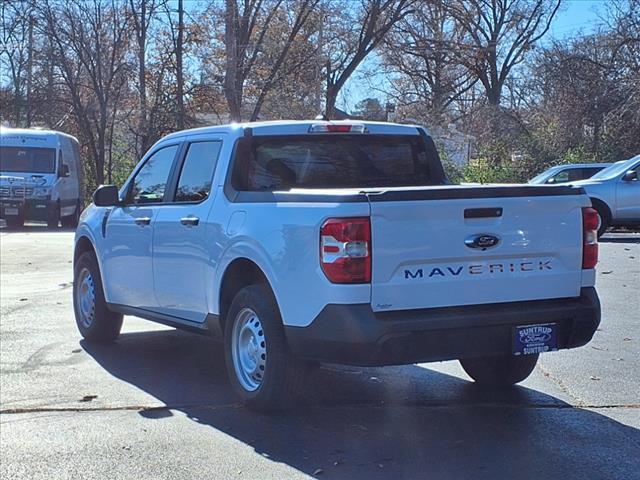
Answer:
1 227 639 479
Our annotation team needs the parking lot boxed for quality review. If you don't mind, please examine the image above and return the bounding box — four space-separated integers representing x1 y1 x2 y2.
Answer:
0 226 639 479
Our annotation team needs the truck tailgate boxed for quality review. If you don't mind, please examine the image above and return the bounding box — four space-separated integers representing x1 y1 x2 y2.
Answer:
367 186 587 312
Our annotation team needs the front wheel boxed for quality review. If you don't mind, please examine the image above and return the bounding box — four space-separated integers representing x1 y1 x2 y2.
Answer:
4 215 24 228
224 285 303 411
73 251 123 342
61 202 81 228
460 354 539 387
47 203 60 229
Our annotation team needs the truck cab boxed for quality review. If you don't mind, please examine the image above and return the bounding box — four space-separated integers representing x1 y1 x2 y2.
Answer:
0 127 83 228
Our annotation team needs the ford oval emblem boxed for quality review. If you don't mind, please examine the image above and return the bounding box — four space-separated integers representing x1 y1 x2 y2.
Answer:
465 234 500 250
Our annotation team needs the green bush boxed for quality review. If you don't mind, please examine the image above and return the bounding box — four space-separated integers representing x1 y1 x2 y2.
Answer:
462 159 519 184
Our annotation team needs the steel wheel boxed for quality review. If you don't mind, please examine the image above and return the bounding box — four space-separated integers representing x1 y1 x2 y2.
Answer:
76 267 96 328
231 307 267 392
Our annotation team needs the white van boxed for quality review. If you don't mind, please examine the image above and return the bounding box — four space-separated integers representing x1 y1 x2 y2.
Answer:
0 127 83 228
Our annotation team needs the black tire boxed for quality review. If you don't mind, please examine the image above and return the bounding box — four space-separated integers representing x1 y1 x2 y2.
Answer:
224 284 304 411
460 354 539 387
61 202 80 228
5 215 24 228
73 251 123 342
591 199 611 238
47 203 60 229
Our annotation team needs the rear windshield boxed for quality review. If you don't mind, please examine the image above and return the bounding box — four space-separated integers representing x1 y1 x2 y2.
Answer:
232 134 444 191
0 147 56 173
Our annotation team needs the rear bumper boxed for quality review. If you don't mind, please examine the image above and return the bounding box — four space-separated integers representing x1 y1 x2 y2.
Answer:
285 287 601 366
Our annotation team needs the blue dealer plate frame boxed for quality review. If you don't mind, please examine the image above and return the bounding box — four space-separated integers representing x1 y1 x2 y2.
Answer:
513 323 558 356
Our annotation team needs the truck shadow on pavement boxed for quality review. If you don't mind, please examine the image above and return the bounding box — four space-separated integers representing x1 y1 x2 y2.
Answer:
82 329 640 480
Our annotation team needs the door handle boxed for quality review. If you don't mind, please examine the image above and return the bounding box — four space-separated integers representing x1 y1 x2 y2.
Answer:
180 216 200 226
134 217 151 226
464 207 503 219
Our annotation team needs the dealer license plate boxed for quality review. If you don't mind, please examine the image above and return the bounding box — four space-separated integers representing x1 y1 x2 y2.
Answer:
513 323 557 356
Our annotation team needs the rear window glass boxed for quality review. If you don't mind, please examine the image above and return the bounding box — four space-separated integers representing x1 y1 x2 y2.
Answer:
233 134 442 191
0 147 56 173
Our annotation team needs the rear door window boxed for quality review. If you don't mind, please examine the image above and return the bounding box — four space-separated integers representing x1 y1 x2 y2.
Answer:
233 134 441 191
174 141 222 202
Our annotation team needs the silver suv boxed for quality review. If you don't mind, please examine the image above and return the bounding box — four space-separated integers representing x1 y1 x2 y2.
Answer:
573 155 640 236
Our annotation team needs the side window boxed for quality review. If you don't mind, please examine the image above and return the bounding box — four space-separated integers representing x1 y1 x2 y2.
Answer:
64 140 75 173
174 141 222 202
129 145 178 204
568 169 584 181
547 170 569 183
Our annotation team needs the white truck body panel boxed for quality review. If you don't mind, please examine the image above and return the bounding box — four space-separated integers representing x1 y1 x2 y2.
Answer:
369 192 589 312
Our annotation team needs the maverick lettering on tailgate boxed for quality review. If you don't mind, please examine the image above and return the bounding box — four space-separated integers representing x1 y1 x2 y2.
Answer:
404 260 552 279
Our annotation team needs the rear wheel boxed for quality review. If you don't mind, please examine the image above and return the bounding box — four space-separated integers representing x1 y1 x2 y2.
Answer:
591 200 611 238
73 251 123 342
460 354 539 387
224 284 303 411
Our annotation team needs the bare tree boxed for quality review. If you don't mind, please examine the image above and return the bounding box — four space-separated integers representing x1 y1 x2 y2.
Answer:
128 0 158 154
176 0 185 128
382 0 476 121
323 0 413 117
249 0 320 120
39 0 131 185
0 0 32 126
445 0 562 106
223 0 323 122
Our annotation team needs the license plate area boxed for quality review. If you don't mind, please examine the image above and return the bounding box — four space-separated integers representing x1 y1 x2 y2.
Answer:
4 207 19 216
513 323 557 356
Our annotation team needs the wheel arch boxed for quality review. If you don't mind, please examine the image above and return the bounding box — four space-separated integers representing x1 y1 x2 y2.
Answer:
218 258 277 335
74 235 97 266
589 196 613 224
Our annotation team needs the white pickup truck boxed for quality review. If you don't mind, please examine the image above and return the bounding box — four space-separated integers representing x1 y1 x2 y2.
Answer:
73 120 601 410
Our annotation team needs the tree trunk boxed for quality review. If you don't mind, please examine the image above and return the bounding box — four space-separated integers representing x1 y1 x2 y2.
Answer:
26 8 34 127
224 0 242 122
176 0 185 129
137 1 149 154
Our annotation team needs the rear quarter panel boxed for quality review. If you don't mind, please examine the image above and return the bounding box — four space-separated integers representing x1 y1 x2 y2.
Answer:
209 193 372 328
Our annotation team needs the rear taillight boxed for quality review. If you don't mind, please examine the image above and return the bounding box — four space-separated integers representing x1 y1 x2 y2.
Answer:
582 207 599 269
320 217 371 283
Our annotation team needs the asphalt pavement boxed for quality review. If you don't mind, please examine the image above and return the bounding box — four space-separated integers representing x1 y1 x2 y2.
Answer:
0 226 639 479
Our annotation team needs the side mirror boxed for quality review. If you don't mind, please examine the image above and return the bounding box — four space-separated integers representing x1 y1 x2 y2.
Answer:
622 170 638 182
93 185 120 207
59 164 70 178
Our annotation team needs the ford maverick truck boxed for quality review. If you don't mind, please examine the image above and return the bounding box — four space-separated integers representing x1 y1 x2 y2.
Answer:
73 120 601 410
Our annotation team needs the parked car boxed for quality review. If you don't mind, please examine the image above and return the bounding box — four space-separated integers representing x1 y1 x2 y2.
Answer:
0 127 83 228
571 155 640 236
529 163 612 185
73 120 601 411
